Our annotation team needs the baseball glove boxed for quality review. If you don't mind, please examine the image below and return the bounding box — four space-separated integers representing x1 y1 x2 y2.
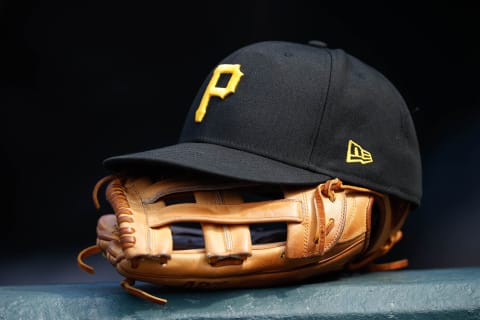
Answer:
77 174 410 304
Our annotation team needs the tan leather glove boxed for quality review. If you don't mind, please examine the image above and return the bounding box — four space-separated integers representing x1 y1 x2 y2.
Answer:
78 175 410 304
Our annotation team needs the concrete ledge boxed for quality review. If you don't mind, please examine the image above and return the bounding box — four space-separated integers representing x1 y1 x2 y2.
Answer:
1 268 479 319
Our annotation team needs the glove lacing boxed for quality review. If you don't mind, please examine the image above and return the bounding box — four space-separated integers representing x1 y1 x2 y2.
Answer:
78 175 168 304
320 178 409 272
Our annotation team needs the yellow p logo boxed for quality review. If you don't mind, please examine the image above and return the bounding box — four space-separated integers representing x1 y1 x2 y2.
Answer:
195 64 244 123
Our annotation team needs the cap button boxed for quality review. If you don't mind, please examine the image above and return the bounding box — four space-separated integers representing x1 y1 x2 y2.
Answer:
308 40 328 48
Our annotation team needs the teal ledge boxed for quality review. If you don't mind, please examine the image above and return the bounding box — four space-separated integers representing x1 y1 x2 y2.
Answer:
0 267 479 319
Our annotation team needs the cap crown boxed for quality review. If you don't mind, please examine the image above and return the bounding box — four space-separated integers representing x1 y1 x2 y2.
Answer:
180 41 422 205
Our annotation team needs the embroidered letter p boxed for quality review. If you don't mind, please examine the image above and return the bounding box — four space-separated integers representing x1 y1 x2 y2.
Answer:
195 64 244 123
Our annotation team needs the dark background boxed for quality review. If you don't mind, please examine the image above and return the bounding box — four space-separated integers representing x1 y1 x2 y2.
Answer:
1 1 479 285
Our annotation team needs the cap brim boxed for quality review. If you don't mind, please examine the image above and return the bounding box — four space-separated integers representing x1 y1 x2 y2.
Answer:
103 142 332 185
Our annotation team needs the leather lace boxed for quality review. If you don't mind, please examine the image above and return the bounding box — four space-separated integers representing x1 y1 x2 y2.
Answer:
320 179 409 272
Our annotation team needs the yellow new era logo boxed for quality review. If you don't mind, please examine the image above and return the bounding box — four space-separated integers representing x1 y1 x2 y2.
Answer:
346 140 373 164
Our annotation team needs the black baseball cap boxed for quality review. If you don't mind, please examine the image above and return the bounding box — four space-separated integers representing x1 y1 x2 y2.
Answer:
104 40 422 206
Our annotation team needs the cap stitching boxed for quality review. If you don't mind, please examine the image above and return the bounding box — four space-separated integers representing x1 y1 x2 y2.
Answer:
307 48 333 165
190 135 311 170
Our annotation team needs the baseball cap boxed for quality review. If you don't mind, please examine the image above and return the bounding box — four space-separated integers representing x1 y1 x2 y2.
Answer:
103 40 422 206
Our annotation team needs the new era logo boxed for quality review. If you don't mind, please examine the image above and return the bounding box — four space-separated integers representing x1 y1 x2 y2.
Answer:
346 140 373 164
